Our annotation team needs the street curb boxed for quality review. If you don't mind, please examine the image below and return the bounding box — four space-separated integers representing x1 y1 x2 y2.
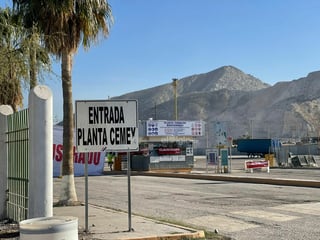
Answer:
136 172 320 188
120 230 206 240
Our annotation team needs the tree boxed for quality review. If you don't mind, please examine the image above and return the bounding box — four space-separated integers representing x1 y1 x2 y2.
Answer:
13 0 113 205
0 7 24 110
19 23 52 89
0 7 52 110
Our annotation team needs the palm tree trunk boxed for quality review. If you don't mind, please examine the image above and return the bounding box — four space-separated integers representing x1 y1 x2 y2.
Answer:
59 49 78 205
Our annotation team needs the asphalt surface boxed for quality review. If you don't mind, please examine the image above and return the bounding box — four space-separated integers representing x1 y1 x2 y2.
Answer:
51 156 320 240
2 156 319 239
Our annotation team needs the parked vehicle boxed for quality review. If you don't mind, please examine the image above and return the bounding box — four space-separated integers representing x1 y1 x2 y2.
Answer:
237 139 281 158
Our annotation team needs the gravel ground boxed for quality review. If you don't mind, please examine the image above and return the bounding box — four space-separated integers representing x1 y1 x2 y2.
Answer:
0 219 19 239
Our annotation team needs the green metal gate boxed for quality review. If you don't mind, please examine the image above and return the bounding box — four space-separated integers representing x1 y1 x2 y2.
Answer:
6 109 29 222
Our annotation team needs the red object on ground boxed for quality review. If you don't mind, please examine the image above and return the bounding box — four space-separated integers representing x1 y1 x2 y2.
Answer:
246 161 268 169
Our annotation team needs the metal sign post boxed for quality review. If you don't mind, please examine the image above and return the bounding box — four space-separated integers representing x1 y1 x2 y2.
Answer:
127 152 132 231
85 152 89 232
227 136 233 173
75 99 139 234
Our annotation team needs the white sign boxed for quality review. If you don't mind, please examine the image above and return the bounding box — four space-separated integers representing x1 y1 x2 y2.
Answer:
75 100 139 152
215 121 227 146
146 120 203 136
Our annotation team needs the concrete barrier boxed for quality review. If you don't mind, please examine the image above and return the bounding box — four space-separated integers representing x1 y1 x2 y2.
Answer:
245 160 269 173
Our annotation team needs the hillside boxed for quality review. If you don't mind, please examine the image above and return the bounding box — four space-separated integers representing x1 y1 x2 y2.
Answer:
116 66 269 107
114 66 320 147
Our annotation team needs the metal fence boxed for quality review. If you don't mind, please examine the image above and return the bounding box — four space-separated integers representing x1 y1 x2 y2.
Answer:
6 109 29 222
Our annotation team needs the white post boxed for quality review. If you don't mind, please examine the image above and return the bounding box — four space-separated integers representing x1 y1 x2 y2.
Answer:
0 105 13 219
28 85 53 218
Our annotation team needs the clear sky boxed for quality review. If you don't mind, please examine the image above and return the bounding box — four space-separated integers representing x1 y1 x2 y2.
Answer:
1 0 320 122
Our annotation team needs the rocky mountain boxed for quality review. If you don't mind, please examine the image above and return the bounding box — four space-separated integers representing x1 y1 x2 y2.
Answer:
115 66 269 109
113 66 320 148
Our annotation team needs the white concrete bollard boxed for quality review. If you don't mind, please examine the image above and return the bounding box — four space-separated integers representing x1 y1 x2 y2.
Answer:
28 85 53 218
20 216 78 240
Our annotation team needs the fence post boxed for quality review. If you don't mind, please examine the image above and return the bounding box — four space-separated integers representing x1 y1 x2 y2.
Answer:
0 105 13 219
28 85 53 218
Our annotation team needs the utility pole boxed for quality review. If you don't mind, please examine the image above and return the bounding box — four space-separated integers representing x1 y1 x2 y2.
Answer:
172 78 178 120
250 119 253 139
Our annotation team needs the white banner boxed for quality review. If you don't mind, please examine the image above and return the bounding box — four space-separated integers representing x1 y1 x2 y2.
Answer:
146 120 203 136
214 121 228 146
150 155 186 163
53 126 105 177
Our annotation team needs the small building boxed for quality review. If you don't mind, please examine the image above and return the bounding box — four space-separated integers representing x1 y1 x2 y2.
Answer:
119 119 204 172
115 119 205 172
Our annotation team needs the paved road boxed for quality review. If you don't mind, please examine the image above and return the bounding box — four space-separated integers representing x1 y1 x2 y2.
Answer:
194 156 320 181
54 165 320 240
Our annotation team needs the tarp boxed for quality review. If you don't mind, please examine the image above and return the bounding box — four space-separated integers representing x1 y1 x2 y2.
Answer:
53 126 105 177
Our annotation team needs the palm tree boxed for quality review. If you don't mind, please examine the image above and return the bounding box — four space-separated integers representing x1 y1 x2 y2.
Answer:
19 23 52 89
0 7 52 109
13 0 113 205
0 8 23 110
0 8 27 110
